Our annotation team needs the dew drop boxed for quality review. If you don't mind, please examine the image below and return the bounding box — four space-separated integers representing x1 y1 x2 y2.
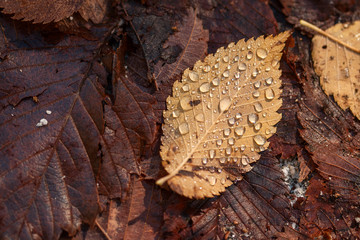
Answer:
195 113 205 122
254 122 262 131
223 128 231 136
216 139 223 146
235 113 242 119
225 147 232 155
212 77 220 86
240 145 246 151
189 71 199 81
179 123 189 135
219 96 231 112
271 59 279 67
223 70 230 78
182 84 190 92
220 158 226 164
265 67 271 72
180 96 192 110
234 55 239 62
235 126 245 136
172 110 180 118
202 158 208 165
246 51 253 60
252 91 260 98
209 149 216 159
221 178 226 185
252 69 258 78
241 155 249 165
253 81 261 89
200 82 210 93
256 48 268 59
228 137 235 145
223 55 229 62
214 62 219 69
265 88 275 100
207 175 217 186
254 135 266 145
248 113 258 124
265 77 273 85
238 62 246 71
203 65 211 73
254 102 263 112
234 72 240 79
228 117 235 126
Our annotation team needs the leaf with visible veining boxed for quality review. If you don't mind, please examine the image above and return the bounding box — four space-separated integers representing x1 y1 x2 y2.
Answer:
311 20 360 120
157 31 291 199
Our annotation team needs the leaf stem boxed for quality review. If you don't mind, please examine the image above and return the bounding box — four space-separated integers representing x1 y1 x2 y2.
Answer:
299 20 360 54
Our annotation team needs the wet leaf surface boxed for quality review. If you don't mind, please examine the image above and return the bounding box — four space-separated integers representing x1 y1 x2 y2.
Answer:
1 0 360 239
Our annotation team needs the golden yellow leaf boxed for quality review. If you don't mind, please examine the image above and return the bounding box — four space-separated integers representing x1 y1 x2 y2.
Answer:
311 21 360 119
157 31 291 199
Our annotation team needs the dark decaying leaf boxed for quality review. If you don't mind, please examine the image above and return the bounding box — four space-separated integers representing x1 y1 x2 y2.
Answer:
78 0 109 24
198 0 278 53
0 16 104 238
299 177 360 239
97 48 158 198
0 15 144 238
294 34 360 238
94 177 167 240
0 0 84 24
279 0 357 31
162 153 303 239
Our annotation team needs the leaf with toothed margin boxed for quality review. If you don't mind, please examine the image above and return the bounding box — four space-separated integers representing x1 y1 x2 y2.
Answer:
156 31 291 199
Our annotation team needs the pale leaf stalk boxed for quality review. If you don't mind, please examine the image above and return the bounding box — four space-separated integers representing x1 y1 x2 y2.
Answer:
300 19 360 54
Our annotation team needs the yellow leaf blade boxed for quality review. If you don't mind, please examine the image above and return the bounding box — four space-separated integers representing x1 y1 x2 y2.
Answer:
157 31 291 199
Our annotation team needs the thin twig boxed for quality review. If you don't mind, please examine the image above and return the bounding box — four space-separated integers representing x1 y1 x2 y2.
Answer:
299 19 360 54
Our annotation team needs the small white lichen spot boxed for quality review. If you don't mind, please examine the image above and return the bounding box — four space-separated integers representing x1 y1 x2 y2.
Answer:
157 31 291 199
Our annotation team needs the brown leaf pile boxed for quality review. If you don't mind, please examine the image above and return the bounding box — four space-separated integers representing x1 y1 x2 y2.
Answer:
0 0 360 239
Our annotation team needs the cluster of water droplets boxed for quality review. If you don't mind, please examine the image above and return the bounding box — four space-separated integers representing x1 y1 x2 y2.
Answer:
161 35 283 190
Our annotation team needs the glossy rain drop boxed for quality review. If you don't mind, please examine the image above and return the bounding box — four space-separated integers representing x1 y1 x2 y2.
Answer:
254 102 263 112
195 113 205 122
219 96 231 112
180 96 192 110
189 71 199 81
246 51 253 60
208 175 217 186
203 65 211 72
265 88 275 100
212 77 220 86
248 113 258 124
179 123 189 135
200 83 210 93
235 126 245 136
256 48 268 59
238 62 246 71
254 135 266 145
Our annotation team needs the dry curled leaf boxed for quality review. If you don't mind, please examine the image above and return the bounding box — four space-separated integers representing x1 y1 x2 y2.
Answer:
312 20 360 120
157 31 291 199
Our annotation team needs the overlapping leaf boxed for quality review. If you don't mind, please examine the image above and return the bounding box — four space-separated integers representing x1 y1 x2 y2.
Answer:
312 21 360 120
162 153 302 239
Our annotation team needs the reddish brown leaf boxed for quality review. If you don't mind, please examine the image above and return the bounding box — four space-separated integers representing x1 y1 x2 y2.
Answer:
79 0 109 24
279 0 357 32
198 0 278 53
299 176 360 239
162 153 302 239
94 177 166 240
0 16 140 238
0 0 84 24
